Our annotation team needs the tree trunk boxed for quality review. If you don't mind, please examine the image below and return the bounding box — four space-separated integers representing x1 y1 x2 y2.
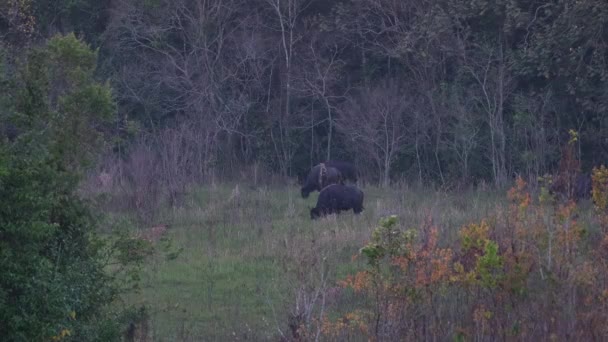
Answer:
325 99 332 161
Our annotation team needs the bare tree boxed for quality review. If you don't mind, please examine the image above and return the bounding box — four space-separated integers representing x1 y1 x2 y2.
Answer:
510 90 559 180
262 0 313 175
297 31 347 161
446 91 480 185
106 0 267 177
335 0 463 185
464 41 515 187
337 81 411 187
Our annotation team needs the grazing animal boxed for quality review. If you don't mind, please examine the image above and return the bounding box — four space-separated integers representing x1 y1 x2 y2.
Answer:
301 163 343 198
324 160 358 183
310 184 364 219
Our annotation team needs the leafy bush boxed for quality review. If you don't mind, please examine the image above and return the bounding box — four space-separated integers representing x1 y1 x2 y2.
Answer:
323 177 608 340
0 34 134 341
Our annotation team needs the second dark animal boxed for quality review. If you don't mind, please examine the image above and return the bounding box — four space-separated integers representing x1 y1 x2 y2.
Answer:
310 184 364 219
300 160 358 198
301 163 343 198
324 160 358 183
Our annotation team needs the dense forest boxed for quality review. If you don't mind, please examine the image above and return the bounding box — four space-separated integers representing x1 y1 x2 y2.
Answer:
2 0 608 341
3 0 608 187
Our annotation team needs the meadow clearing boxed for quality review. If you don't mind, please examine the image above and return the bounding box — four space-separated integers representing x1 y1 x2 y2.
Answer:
5 2 608 340
109 182 510 341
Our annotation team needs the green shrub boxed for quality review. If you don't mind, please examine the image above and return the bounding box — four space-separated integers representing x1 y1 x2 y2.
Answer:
0 34 131 342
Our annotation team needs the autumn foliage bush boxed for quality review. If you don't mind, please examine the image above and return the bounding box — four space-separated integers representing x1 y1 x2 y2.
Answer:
317 175 608 341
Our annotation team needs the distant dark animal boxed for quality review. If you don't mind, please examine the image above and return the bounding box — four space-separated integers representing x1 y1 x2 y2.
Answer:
324 160 358 183
549 172 592 201
301 163 343 198
310 184 364 219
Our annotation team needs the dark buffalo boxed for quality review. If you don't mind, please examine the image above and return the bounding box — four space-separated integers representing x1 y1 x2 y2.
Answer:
310 184 364 219
300 160 358 198
301 163 343 198
324 160 358 183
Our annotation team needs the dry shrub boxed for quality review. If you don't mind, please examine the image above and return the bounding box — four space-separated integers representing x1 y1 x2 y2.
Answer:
156 124 201 206
136 224 169 245
323 177 608 341
80 140 162 224
85 122 285 225
274 219 351 342
123 141 163 223
85 122 218 223
124 308 153 342
80 154 122 198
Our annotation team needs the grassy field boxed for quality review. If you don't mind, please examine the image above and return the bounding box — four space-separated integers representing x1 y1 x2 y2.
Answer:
112 183 508 341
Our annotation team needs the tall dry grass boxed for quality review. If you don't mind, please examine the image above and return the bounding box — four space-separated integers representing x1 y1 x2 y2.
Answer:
86 172 511 340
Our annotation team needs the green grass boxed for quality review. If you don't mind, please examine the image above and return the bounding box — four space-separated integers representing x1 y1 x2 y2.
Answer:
111 183 508 341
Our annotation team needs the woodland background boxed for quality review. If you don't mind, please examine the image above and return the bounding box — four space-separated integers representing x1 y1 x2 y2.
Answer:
2 0 608 341
3 0 608 188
